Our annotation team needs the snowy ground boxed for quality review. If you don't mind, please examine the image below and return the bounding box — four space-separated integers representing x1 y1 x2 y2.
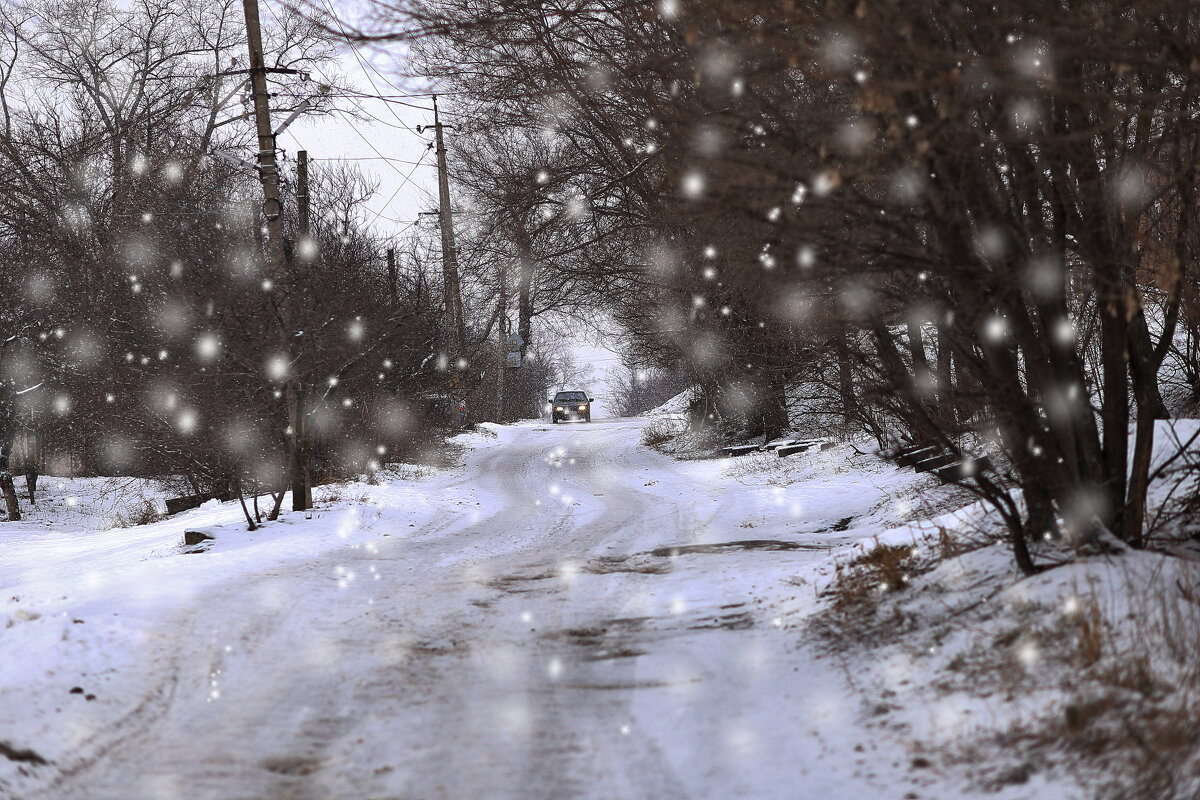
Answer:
1 415 1106 799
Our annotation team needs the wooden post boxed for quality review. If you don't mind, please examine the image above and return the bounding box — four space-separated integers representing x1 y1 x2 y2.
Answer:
297 149 310 239
433 95 467 361
242 0 306 512
295 150 312 510
497 262 507 422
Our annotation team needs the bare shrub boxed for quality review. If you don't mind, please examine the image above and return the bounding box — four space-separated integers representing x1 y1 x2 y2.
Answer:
115 498 166 528
386 463 434 481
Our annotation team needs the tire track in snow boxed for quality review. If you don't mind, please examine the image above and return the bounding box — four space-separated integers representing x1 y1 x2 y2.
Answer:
25 419 725 799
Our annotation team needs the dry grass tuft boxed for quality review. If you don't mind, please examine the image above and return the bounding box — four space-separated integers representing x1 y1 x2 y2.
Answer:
831 540 915 612
937 525 961 559
1066 594 1106 668
640 418 683 448
1025 567 1200 799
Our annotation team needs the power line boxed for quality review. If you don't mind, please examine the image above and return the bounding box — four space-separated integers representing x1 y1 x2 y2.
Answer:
331 104 427 134
362 149 430 229
322 94 431 111
312 156 432 165
318 0 427 133
324 90 468 100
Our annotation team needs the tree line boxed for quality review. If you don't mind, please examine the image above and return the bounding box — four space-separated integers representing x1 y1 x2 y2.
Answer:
0 0 488 525
344 0 1200 571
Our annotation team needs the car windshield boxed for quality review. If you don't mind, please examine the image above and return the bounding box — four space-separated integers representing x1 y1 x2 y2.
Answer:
554 392 587 402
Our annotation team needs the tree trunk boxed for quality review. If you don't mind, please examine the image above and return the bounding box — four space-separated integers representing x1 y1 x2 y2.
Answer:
290 387 309 512
761 371 789 442
836 323 856 426
1127 309 1169 420
935 320 955 425
236 475 257 531
23 428 38 504
268 489 285 521
515 228 536 363
386 248 399 305
1124 387 1157 547
1099 285 1130 537
1013 493 1045 575
1187 313 1200 400
0 426 19 521
497 261 508 423
907 316 928 395
0 472 19 521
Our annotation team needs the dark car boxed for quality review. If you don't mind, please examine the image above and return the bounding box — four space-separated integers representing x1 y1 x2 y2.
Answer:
550 391 593 423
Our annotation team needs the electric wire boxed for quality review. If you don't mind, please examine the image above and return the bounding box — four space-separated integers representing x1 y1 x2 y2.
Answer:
317 0 428 134
362 149 430 230
260 0 436 227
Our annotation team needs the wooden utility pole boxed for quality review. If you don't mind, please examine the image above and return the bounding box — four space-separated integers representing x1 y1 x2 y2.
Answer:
433 95 468 361
297 149 310 237
387 247 399 304
497 263 507 422
242 0 307 511
242 0 287 289
295 149 312 510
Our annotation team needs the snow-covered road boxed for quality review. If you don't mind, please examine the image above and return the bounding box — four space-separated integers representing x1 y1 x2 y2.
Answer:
4 417 965 799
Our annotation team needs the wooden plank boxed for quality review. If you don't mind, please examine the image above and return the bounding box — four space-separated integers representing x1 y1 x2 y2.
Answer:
935 456 991 483
722 444 760 457
894 445 938 466
779 440 836 457
913 452 958 472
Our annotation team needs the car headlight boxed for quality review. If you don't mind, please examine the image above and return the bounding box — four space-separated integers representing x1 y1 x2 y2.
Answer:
555 406 564 411
578 405 587 411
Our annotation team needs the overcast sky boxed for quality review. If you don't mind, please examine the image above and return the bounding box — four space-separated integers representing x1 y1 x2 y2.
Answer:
271 28 626 406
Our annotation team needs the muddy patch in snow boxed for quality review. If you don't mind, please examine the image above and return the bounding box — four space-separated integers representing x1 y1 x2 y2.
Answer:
261 755 323 776
488 555 673 592
543 619 650 661
486 570 557 592
584 646 646 661
558 679 690 691
584 555 672 575
647 539 827 558
687 610 754 630
0 741 47 766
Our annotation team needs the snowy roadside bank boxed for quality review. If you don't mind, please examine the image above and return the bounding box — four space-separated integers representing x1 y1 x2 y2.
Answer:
643 402 1200 799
